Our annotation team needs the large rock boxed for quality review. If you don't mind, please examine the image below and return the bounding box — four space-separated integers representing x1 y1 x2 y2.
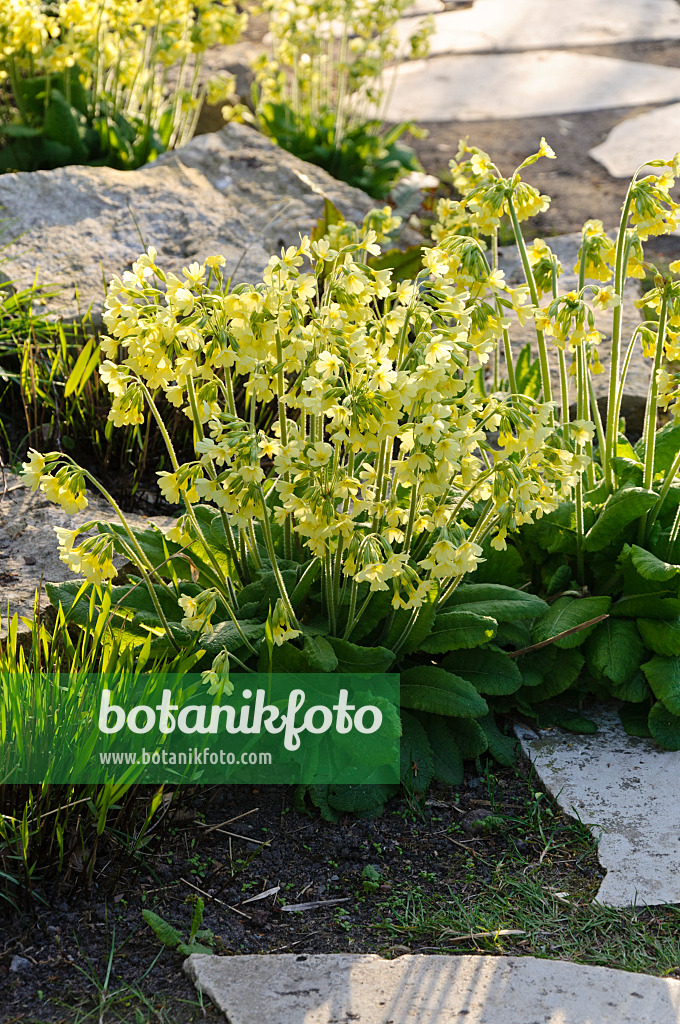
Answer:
0 124 375 326
0 474 173 636
184 952 680 1023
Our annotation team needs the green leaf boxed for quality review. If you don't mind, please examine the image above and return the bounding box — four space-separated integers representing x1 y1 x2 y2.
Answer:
517 647 585 702
200 619 266 658
257 640 308 673
327 637 395 673
423 716 464 786
417 610 497 653
444 716 489 758
641 656 680 714
619 702 652 738
142 910 182 949
478 713 518 766
648 701 680 750
638 617 680 656
325 783 394 815
400 666 488 719
302 635 338 673
611 594 680 619
585 618 644 685
514 342 542 399
442 648 523 695
532 596 611 649
177 942 214 956
442 584 548 622
400 711 435 794
583 488 658 552
629 545 680 582
610 670 650 704
552 712 598 734
43 89 87 160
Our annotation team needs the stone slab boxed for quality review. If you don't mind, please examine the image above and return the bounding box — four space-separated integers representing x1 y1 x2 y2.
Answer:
0 124 373 326
396 0 680 56
0 474 173 635
496 233 650 430
184 951 680 1023
380 51 680 122
516 709 680 907
590 102 680 178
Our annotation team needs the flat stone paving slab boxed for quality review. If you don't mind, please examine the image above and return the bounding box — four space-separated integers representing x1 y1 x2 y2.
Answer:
516 709 680 907
184 951 680 1023
397 0 680 56
590 101 680 178
381 51 680 121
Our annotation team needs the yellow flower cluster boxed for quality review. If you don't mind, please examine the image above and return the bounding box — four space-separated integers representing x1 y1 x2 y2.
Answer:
236 0 432 133
26 206 587 633
1 0 245 147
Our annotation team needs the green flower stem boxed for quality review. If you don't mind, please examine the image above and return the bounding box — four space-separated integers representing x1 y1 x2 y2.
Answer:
275 328 292 560
647 446 680 538
639 289 668 543
139 379 236 596
604 185 635 490
642 290 668 491
74 469 180 653
502 324 518 396
257 484 299 627
666 499 680 562
507 194 552 407
558 348 570 425
587 373 606 463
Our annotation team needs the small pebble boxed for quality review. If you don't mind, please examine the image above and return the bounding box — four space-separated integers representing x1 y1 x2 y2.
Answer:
10 955 31 973
23 554 36 565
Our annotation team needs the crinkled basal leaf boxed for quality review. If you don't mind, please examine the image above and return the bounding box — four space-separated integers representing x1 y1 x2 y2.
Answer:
422 715 464 786
200 619 266 657
641 655 680 715
327 637 395 673
302 635 338 673
325 783 398 816
400 666 488 719
478 712 518 766
638 617 680 657
417 610 497 653
610 670 651 704
441 583 548 622
585 618 644 685
629 544 680 582
619 701 653 739
516 647 585 702
532 596 611 649
648 701 680 751
444 716 489 759
636 422 680 476
400 711 435 795
612 594 680 619
442 648 523 695
583 488 658 552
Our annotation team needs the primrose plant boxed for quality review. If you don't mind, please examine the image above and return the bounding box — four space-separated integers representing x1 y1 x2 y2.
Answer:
430 140 680 747
23 159 586 812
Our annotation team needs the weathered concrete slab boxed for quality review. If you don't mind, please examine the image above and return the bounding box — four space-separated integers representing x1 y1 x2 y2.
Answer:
0 474 173 634
396 0 680 56
381 51 680 122
0 124 373 326
184 952 680 1023
590 102 680 178
516 709 680 907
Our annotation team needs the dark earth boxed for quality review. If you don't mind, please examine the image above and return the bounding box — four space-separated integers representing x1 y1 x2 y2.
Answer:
0 755 606 1023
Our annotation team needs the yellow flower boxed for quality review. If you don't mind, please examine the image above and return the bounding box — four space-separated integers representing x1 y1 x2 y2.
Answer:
21 449 47 490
